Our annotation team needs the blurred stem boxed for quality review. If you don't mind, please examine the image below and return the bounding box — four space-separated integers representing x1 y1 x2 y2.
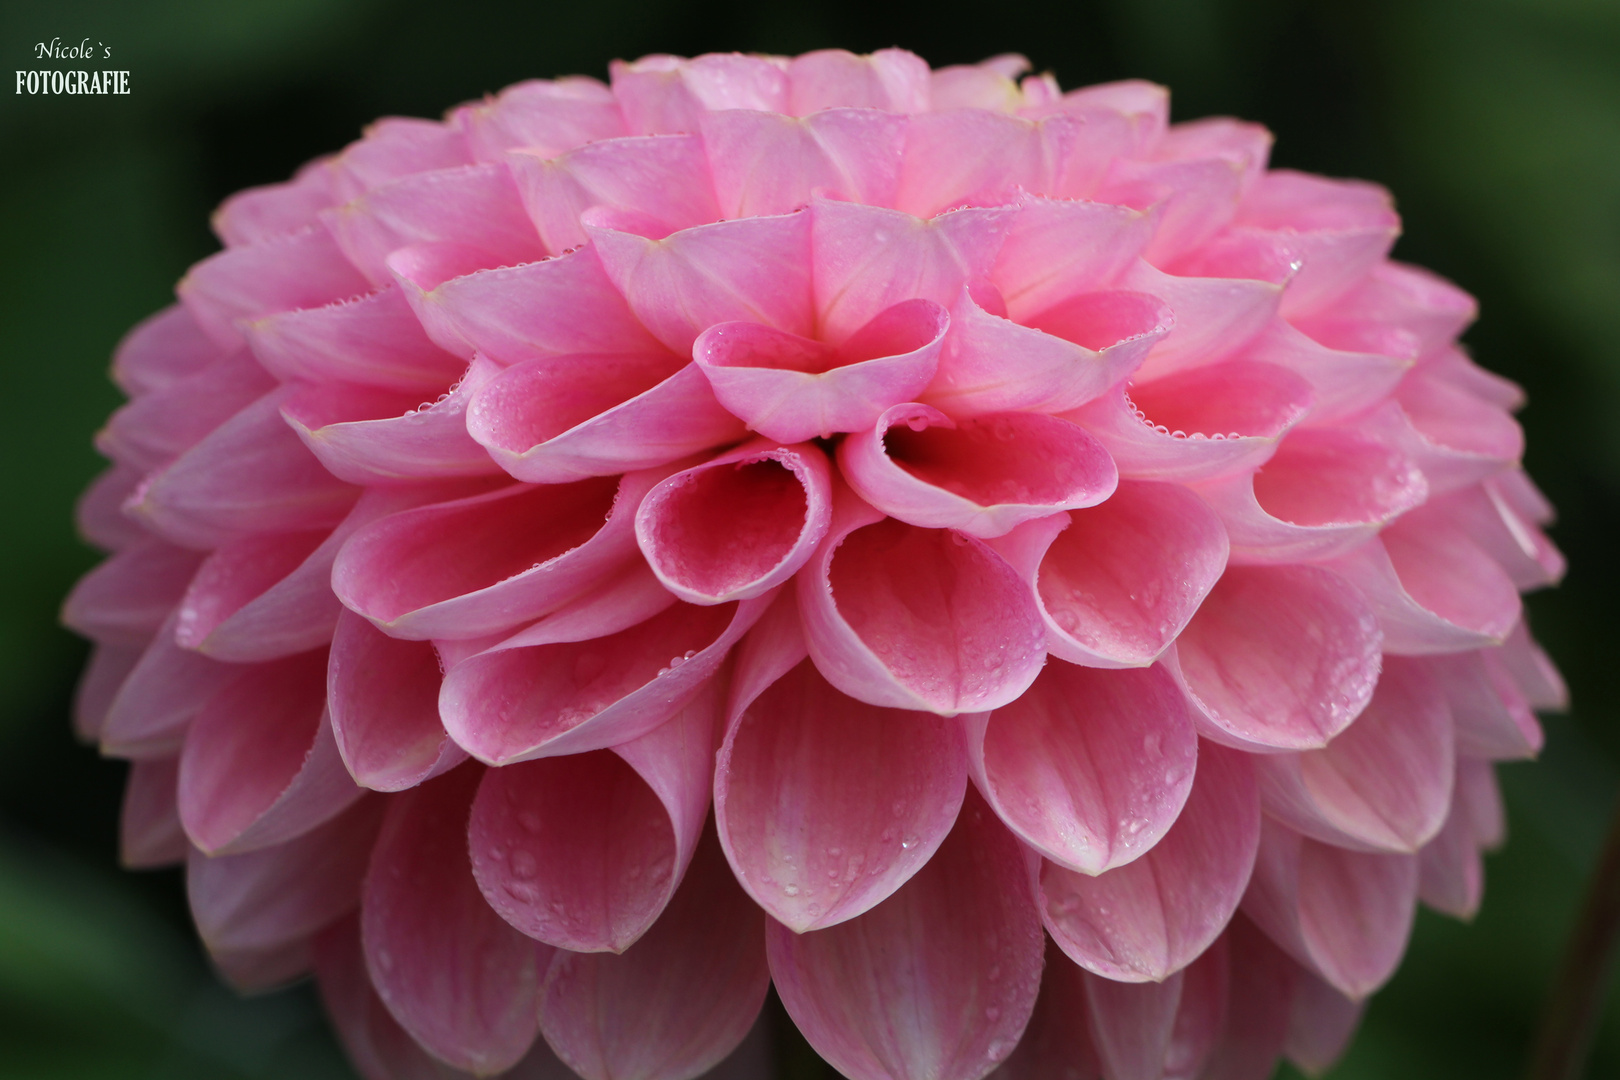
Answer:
1528 793 1620 1080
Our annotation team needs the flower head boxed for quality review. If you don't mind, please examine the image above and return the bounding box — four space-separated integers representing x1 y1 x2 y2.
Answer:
66 48 1565 1080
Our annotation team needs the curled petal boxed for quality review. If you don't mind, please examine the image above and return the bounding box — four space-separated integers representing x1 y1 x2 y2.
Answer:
455 77 625 162
361 765 546 1074
328 117 472 200
1194 427 1426 565
1233 318 1409 423
100 610 235 759
112 303 232 396
1040 741 1260 982
693 299 949 443
1169 565 1382 751
811 199 1011 344
768 789 1045 1080
178 650 364 855
637 439 833 603
589 210 814 353
62 538 200 646
243 285 466 392
1423 649 1542 761
179 226 371 348
329 609 465 792
1494 617 1567 712
841 404 1116 538
1122 262 1281 380
1241 819 1418 999
175 530 327 650
469 684 718 953
508 133 720 254
1375 376 1524 496
1421 482 1564 592
1256 656 1455 853
440 569 772 762
787 48 932 115
991 196 1154 320
613 53 790 132
97 349 276 473
968 663 1197 875
334 471 650 640
121 757 188 869
1066 360 1312 483
797 488 1047 715
538 825 770 1080
716 658 967 932
702 107 907 218
1178 224 1398 321
1294 259 1475 359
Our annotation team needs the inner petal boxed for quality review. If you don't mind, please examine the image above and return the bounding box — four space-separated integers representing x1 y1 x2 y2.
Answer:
1252 429 1424 527
642 460 809 598
883 412 1111 508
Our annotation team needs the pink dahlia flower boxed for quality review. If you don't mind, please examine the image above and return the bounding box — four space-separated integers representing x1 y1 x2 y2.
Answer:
65 47 1566 1080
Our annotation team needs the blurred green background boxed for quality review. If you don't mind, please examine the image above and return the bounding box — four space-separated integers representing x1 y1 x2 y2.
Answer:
2 0 1619 1076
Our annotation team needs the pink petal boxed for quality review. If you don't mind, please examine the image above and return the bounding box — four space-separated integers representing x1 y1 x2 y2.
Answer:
990 197 1154 322
1197 915 1298 1080
508 133 720 253
797 488 1047 714
471 359 747 484
1040 741 1260 982
926 287 1165 418
1458 758 1507 849
895 111 1080 218
455 77 625 162
1425 649 1543 761
1096 157 1247 269
468 683 718 953
179 226 373 348
930 57 1026 112
409 244 666 364
840 404 1116 538
281 368 503 485
1232 318 1410 423
76 464 146 552
1256 656 1455 852
637 439 833 603
538 824 770 1080
767 788 1045 1080
1169 565 1383 751
1389 371 1524 494
715 657 967 932
99 611 235 759
1325 513 1520 654
1417 762 1486 920
787 48 932 114
1294 259 1475 359
811 199 1011 343
97 349 277 473
1163 938 1232 1080
1493 617 1567 712
1121 262 1281 380
111 304 230 396
1420 482 1563 592
129 388 360 550
328 117 473 199
693 299 948 442
440 573 772 762
244 285 466 392
121 757 188 869
75 642 141 744
329 609 465 792
1065 361 1313 483
988 941 1103 1080
1177 224 1398 320
1193 427 1426 564
589 210 814 353
701 108 907 218
178 649 364 855
1241 819 1418 998
362 765 546 1074
611 53 789 134
970 663 1196 874
189 798 384 989
174 529 327 650
1283 965 1364 1076
1083 970 1184 1080
62 538 201 646
990 482 1227 668
323 163 543 286
1050 79 1168 149
333 472 646 640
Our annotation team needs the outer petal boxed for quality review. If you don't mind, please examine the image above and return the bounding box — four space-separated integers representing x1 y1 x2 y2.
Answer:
61 539 201 646
988 481 1227 668
120 757 188 869
73 642 139 744
1283 966 1365 1076
174 529 328 649
1083 970 1184 1080
178 226 372 348
440 568 772 762
333 471 649 640
988 940 1103 1080
243 285 466 392
99 610 235 759
97 349 276 473
1417 761 1486 920
1240 819 1418 999
1255 656 1455 853
838 404 1117 538
468 684 718 953
1427 649 1543 761
1168 565 1382 751
112 303 232 396
768 788 1045 1080
787 48 932 114
968 663 1197 875
455 77 625 162
1120 262 1281 380
361 765 546 1074
1040 741 1259 983
328 609 465 792
637 439 834 604
716 656 967 932
797 488 1047 715
701 108 907 218
537 826 770 1080
178 650 364 855
75 464 146 552
1198 915 1298 1080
